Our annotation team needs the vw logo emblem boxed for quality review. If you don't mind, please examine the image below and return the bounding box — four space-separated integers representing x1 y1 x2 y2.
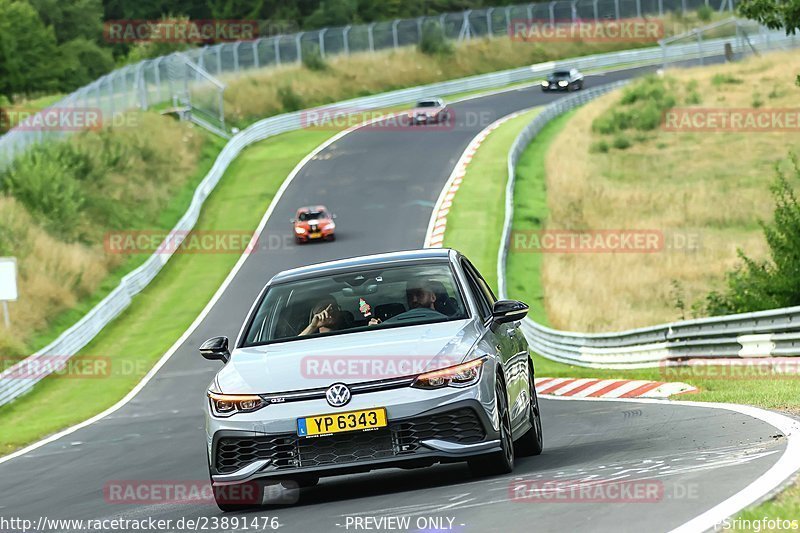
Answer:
326 383 351 407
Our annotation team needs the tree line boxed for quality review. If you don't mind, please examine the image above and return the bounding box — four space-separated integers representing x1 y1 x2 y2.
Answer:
0 0 521 101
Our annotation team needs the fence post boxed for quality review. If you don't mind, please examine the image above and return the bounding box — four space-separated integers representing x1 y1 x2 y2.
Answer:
549 2 557 25
636 0 642 17
416 17 424 40
439 14 447 38
295 32 304 63
135 62 147 110
155 56 164 102
487 8 494 38
368 23 375 52
460 10 473 40
614 0 620 20
319 28 328 57
658 0 663 16
681 0 687 15
696 30 704 65
392 20 399 48
233 42 241 73
527 3 534 21
505 6 512 31
593 0 599 20
274 37 281 66
343 25 351 55
571 0 578 22
252 39 260 69
216 46 222 75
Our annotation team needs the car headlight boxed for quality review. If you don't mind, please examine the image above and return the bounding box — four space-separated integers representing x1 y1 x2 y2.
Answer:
325 222 335 230
208 392 266 417
558 80 568 87
294 227 307 234
411 358 486 390
541 81 549 87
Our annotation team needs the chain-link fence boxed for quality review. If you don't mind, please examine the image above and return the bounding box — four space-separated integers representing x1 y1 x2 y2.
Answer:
0 0 736 169
658 16 786 67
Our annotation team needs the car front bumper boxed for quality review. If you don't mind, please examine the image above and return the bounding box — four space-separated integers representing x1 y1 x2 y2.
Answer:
205 370 500 484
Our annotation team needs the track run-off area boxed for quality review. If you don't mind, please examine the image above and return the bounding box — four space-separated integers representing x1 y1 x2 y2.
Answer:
1 63 798 533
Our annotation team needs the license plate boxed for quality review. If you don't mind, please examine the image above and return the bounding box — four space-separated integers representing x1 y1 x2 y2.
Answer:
297 408 387 437
309 232 322 238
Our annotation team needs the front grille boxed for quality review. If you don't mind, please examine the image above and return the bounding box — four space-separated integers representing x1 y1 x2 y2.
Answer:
214 408 486 473
394 408 485 450
216 436 296 474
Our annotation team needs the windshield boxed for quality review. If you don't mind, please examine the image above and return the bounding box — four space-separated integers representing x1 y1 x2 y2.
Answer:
242 262 468 346
298 211 326 221
550 71 571 79
416 100 439 108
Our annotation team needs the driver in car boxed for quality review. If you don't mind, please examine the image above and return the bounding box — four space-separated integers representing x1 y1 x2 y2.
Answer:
382 280 447 324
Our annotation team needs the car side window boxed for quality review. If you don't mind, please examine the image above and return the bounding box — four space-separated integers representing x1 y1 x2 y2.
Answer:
469 260 497 308
461 260 492 320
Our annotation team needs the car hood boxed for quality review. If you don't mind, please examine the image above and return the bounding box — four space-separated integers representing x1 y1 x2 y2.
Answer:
215 318 481 394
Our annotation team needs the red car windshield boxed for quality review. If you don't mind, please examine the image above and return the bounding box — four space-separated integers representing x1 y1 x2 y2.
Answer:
298 211 326 221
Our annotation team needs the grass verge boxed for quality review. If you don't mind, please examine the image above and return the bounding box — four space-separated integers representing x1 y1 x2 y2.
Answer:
443 108 541 289
0 127 336 456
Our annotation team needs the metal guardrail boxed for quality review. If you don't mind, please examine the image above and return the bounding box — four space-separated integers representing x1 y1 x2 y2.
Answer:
0 26 795 405
496 34 800 368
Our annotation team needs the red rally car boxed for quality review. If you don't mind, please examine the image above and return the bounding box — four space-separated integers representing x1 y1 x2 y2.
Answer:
291 205 336 243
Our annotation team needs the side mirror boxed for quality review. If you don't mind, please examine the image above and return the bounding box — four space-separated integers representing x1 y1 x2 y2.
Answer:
289 218 296 223
331 214 337 219
491 300 528 324
200 336 230 363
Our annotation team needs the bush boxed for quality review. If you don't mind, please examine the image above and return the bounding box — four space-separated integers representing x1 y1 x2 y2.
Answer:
704 155 800 315
612 135 631 150
697 5 713 22
418 21 452 56
711 73 743 86
590 140 610 153
301 43 328 72
277 85 305 111
593 75 676 136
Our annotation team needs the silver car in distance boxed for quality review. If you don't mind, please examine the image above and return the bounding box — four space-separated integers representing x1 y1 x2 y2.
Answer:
200 249 543 511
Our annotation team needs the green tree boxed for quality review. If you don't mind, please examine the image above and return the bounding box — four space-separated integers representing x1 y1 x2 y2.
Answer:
58 38 115 90
29 0 105 44
738 0 800 33
705 156 800 314
0 0 60 99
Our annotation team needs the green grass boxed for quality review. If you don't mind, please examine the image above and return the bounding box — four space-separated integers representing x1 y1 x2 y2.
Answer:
0 127 336 455
506 111 575 325
27 134 229 353
443 108 541 289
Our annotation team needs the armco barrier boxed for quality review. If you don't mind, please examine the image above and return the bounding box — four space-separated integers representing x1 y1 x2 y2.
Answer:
0 25 796 405
496 59 800 369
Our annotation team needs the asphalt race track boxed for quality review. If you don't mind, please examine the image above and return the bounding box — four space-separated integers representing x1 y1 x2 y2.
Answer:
0 64 789 533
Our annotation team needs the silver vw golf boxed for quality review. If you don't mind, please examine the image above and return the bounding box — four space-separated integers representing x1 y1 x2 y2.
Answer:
200 249 543 511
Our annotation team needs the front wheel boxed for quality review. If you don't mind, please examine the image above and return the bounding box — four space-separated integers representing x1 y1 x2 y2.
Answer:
469 375 514 476
515 363 543 457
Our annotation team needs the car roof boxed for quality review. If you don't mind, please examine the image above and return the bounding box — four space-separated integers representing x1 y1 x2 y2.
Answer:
417 98 442 104
269 248 456 284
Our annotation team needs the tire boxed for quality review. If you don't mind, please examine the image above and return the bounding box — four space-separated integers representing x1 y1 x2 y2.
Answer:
212 480 263 512
469 374 514 476
325 234 336 242
514 362 544 457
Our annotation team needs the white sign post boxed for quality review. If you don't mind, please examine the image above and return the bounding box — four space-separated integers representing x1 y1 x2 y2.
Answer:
0 258 18 329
